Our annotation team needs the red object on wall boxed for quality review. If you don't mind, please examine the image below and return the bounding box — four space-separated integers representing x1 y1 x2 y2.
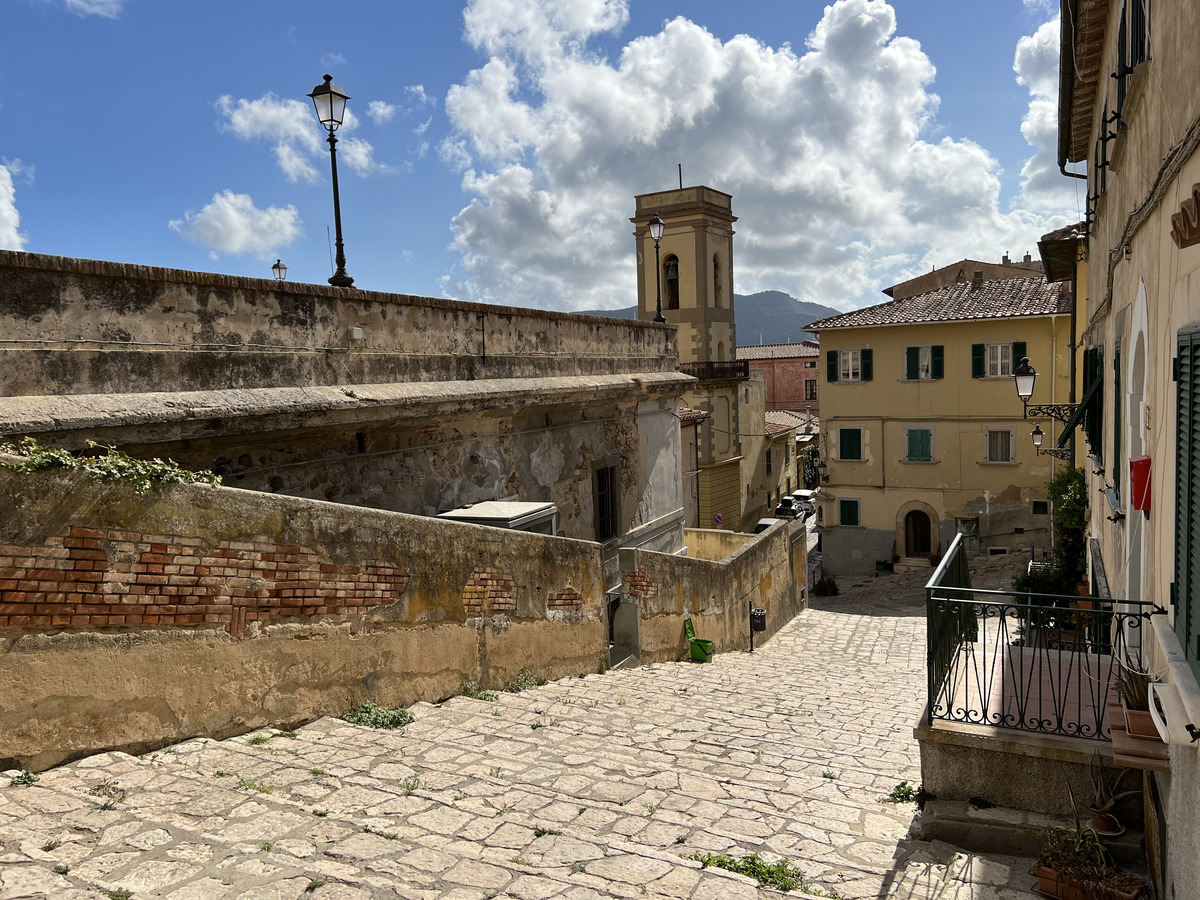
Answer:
1130 455 1152 511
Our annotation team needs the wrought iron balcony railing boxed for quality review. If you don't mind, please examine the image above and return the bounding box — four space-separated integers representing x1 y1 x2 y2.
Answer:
926 535 1165 741
680 360 749 381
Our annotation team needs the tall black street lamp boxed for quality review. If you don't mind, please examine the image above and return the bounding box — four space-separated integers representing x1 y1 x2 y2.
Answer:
308 74 354 288
648 213 666 323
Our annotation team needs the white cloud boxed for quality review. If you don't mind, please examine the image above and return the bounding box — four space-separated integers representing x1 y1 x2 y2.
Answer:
321 53 346 67
216 93 382 181
415 116 433 136
58 0 123 17
441 0 1075 311
407 85 433 105
168 190 301 259
0 164 27 251
368 100 397 124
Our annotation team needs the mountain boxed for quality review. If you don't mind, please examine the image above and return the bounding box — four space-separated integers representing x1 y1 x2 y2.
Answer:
578 290 841 345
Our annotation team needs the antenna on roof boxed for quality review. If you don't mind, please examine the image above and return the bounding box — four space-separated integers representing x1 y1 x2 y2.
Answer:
678 164 683 189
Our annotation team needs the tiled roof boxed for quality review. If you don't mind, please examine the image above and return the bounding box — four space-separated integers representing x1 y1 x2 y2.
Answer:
737 341 819 360
764 420 794 438
805 276 1069 331
678 407 709 424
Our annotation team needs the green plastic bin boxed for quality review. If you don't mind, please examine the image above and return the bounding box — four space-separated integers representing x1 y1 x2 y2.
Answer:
684 618 714 663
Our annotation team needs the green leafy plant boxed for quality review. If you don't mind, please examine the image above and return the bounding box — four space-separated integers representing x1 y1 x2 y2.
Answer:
309 768 325 777
401 776 420 795
53 864 69 875
41 840 60 852
276 730 298 739
533 827 562 837
460 681 498 702
813 576 839 597
9 770 38 786
1035 824 1147 898
1 437 221 494
689 851 838 896
237 778 272 794
248 735 273 746
341 700 414 730
569 863 587 875
883 781 919 804
260 842 273 852
305 881 325 894
822 771 836 780
103 891 133 900
313 809 328 817
505 669 548 693
214 770 233 778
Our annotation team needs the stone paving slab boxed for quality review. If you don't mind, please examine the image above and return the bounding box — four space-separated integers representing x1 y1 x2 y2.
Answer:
0 553 1044 899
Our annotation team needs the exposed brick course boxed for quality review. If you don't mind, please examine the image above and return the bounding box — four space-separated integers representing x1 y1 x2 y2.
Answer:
462 567 517 617
621 567 658 599
0 526 409 637
547 588 583 611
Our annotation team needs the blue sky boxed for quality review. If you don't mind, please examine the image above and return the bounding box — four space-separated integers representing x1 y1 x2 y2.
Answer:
1 0 1081 313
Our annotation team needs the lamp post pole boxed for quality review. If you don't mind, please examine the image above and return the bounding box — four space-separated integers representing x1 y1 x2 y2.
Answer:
648 214 666 323
309 74 354 288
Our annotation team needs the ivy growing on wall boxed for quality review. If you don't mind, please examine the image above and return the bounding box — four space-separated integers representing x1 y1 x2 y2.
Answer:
1 438 221 494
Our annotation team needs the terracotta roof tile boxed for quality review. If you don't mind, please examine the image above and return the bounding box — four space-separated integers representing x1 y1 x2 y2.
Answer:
678 406 709 424
736 341 820 360
805 276 1070 331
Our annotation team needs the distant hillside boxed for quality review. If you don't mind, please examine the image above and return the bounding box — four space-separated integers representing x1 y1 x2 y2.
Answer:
578 290 840 344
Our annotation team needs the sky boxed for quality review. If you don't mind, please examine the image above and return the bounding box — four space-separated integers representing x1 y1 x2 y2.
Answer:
1 0 1086 314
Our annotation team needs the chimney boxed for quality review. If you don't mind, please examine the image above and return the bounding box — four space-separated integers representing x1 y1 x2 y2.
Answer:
972 270 984 289
1002 252 1010 265
1023 252 1032 264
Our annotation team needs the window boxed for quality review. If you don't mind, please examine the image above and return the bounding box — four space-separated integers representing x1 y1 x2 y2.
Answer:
971 341 1026 379
1174 327 1200 682
1083 345 1106 460
1032 501 1049 516
713 254 722 308
826 349 873 383
766 449 772 475
1113 338 1122 502
983 427 1015 463
594 465 618 542
805 380 818 401
804 360 817 368
905 428 933 462
784 443 790 465
840 428 862 461
839 499 860 527
663 255 680 310
905 345 944 380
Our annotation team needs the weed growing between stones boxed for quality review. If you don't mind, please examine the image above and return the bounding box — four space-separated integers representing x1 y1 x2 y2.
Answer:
103 891 133 900
53 864 69 875
533 827 562 837
305 881 325 894
260 842 273 852
1 437 221 494
309 768 325 777
238 778 272 794
689 851 841 897
341 700 414 729
248 735 273 746
504 669 548 693
569 863 587 875
364 824 400 840
214 770 234 778
41 840 60 852
9 770 38 786
883 781 919 804
276 730 298 739
401 776 420 794
313 809 328 817
460 681 498 701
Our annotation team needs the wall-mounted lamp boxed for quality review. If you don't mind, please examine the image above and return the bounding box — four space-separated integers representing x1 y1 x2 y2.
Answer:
1031 424 1071 460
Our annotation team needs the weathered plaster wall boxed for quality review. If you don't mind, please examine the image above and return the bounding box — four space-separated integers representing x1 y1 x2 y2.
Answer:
683 527 753 562
621 519 806 664
0 251 674 396
0 466 606 770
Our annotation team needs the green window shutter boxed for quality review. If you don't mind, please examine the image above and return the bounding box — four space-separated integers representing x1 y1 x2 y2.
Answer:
839 499 860 527
906 347 920 380
840 428 861 460
971 344 985 378
861 349 873 382
931 345 944 379
908 429 931 461
1012 341 1027 365
827 350 839 383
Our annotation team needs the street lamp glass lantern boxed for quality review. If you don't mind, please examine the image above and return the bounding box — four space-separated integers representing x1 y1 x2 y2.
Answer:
1013 357 1037 402
648 214 665 242
272 259 287 281
1031 424 1045 449
308 74 350 131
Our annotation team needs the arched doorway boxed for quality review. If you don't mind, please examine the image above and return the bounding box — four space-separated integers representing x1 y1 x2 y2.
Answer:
905 510 932 556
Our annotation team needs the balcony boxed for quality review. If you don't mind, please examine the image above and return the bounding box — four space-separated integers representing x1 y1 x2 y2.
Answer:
926 534 1163 742
680 360 749 382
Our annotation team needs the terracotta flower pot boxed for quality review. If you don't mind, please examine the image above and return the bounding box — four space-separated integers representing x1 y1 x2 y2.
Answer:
1121 696 1162 741
1035 865 1142 900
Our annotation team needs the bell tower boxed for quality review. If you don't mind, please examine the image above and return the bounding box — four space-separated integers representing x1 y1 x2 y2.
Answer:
631 186 737 364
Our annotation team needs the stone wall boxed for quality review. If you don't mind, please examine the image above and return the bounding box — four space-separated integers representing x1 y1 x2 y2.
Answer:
0 250 674 396
622 519 807 664
0 465 606 771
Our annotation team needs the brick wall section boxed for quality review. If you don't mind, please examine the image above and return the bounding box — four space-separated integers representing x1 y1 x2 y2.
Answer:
547 588 583 611
462 567 517 617
621 567 658 599
0 526 409 637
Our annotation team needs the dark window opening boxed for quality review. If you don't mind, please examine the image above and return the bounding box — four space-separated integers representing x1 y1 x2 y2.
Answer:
596 465 618 542
663 255 680 310
1033 501 1049 516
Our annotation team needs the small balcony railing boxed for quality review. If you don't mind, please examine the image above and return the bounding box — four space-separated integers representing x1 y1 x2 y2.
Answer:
680 360 749 381
926 535 1165 741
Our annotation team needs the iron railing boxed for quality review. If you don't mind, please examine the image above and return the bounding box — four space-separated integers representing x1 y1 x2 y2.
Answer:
926 534 1165 740
680 360 749 381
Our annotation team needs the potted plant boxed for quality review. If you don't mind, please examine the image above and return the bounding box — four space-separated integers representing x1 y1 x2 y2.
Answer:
1086 752 1139 836
1115 657 1161 741
1035 825 1147 899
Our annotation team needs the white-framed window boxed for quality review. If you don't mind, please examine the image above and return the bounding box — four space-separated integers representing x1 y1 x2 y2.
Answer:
840 349 861 382
839 498 860 527
982 427 1016 464
905 427 933 462
987 343 1012 378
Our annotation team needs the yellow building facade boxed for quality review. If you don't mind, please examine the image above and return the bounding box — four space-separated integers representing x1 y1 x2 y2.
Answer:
808 276 1074 575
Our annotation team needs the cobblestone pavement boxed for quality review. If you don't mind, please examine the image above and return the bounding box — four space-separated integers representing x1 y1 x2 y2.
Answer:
0 553 1043 900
